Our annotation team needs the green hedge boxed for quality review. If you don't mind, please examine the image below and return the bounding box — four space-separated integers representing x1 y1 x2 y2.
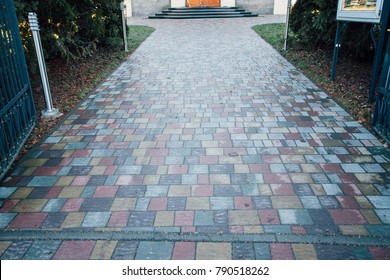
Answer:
290 0 376 60
15 0 123 62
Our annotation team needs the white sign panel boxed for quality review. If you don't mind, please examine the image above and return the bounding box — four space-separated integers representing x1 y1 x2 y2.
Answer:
337 0 384 23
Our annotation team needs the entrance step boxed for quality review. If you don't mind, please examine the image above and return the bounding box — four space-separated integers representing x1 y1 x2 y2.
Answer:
149 6 258 19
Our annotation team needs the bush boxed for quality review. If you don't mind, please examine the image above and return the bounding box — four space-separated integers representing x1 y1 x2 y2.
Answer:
15 0 124 62
290 0 376 60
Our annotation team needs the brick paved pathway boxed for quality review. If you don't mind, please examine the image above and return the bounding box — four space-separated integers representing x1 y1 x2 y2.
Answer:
1 17 390 260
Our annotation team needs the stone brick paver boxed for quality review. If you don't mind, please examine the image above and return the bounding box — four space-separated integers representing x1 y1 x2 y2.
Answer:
1 17 390 259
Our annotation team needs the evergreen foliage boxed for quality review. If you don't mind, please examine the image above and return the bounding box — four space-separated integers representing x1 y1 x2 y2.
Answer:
15 0 124 61
290 0 376 60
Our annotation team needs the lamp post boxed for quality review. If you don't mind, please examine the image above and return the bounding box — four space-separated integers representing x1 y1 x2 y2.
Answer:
28 12 61 119
121 2 129 52
283 0 292 51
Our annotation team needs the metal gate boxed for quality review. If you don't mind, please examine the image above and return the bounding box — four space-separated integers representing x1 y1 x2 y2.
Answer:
373 32 390 143
0 0 36 179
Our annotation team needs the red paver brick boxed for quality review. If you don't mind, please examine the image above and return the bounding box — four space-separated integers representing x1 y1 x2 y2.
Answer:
198 175 210 185
229 226 244 233
0 200 19 213
199 156 218 164
93 186 119 198
192 185 213 196
116 175 144 185
0 176 21 187
99 157 116 166
183 128 195 135
156 141 166 148
270 243 294 260
320 163 343 173
291 226 307 235
8 213 47 228
339 173 358 184
270 184 295 195
45 186 63 198
296 121 315 127
258 210 280 224
262 155 282 163
61 199 84 212
104 166 118 175
278 147 294 154
71 176 91 186
336 196 359 209
64 130 77 136
339 184 362 195
329 209 367 224
234 197 253 209
347 146 361 154
285 133 303 140
172 242 195 260
108 212 130 227
271 140 283 147
37 143 54 150
71 150 92 157
215 134 230 141
168 165 188 174
175 211 194 226
59 158 72 166
96 135 116 142
307 139 322 147
369 247 390 260
155 135 170 141
148 198 168 210
53 240 95 260
33 167 62 176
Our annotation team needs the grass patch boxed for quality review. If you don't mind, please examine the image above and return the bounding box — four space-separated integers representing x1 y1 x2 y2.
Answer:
128 25 155 51
253 23 374 133
252 24 285 51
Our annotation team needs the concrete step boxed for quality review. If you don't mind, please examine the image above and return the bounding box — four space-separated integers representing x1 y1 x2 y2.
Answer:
149 14 258 19
149 6 258 19
163 9 246 13
157 11 252 16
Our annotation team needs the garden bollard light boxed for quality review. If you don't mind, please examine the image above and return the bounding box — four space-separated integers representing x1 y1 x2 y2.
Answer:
121 2 129 52
28 12 62 119
283 0 292 51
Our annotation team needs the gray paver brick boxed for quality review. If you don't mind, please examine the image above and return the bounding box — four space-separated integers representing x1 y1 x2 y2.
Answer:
136 241 173 260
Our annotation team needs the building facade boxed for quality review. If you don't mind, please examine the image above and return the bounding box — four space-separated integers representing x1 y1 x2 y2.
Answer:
125 0 296 17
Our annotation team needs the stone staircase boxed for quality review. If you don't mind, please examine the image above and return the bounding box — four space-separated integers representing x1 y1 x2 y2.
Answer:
149 7 258 19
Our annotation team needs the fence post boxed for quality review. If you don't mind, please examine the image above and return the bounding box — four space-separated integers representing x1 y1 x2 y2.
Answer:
28 12 62 119
121 2 129 52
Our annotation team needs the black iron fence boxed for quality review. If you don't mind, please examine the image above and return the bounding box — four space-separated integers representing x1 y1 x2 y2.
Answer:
0 0 36 179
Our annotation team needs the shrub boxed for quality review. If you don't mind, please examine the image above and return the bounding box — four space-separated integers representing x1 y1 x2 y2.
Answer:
290 0 376 60
15 0 124 62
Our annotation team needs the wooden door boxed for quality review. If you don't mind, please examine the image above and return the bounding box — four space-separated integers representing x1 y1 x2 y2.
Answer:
186 0 220 7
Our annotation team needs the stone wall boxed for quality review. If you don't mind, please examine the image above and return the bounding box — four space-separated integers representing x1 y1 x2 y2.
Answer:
274 0 297 15
236 0 274 14
131 0 170 17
